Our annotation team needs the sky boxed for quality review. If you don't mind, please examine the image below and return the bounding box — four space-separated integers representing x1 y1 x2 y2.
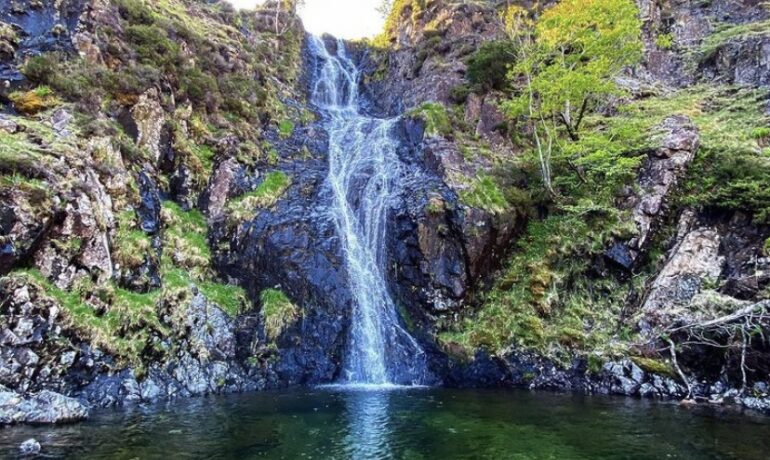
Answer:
229 0 386 39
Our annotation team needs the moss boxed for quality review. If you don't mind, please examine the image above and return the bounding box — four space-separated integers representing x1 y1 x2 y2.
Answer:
631 357 677 378
260 288 300 341
8 86 61 115
278 119 295 139
408 102 452 137
226 171 291 223
198 281 248 317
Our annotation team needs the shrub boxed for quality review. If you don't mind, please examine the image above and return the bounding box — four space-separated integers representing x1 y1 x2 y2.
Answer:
180 67 219 108
115 0 155 24
125 24 180 69
21 53 61 85
465 40 517 91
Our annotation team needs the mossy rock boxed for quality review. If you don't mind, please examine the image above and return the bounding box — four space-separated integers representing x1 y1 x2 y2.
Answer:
9 87 60 115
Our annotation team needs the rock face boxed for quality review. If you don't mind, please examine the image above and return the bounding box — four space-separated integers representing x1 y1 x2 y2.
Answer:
637 0 770 87
608 116 700 269
641 214 725 326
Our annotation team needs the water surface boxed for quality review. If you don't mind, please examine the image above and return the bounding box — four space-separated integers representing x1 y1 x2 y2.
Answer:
1 388 768 459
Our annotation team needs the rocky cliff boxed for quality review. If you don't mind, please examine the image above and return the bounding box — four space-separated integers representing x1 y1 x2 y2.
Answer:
1 0 769 425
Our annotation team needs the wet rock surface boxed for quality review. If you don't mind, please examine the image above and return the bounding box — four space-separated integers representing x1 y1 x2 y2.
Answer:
0 388 88 425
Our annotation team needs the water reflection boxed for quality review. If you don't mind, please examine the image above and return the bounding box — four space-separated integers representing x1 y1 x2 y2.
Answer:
1 388 769 459
342 388 394 459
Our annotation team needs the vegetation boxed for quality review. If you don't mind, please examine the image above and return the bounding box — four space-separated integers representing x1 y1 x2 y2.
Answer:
465 41 517 92
8 86 61 114
227 171 292 223
700 19 770 57
460 175 510 215
260 288 300 341
113 210 154 269
11 269 167 368
408 102 452 137
502 0 642 195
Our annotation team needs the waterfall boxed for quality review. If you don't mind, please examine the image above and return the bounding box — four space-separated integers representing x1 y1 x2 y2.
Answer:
308 36 428 386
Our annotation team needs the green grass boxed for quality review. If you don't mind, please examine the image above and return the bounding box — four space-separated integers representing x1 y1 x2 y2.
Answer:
408 102 453 137
161 201 211 277
460 175 510 214
227 171 291 223
442 83 770 363
700 19 770 57
260 288 300 340
199 281 248 317
113 210 154 269
10 269 166 367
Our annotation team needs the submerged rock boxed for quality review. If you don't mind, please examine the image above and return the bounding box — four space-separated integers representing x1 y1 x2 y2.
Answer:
19 438 41 455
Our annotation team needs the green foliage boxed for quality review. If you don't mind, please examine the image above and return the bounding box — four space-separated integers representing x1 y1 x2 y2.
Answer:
227 171 292 223
278 119 295 139
409 102 452 137
125 24 181 69
161 201 211 278
180 67 219 107
198 281 248 317
373 0 427 48
440 207 638 360
260 288 300 340
460 175 510 214
113 210 154 269
11 269 166 367
655 33 675 50
115 0 155 24
505 0 643 140
465 41 517 92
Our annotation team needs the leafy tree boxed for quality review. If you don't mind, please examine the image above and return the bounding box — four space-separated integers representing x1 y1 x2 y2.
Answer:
503 0 643 195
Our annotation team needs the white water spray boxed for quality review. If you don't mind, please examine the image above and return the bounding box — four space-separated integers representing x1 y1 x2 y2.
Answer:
308 36 428 385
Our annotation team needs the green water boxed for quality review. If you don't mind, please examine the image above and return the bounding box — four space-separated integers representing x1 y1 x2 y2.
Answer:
1 388 768 459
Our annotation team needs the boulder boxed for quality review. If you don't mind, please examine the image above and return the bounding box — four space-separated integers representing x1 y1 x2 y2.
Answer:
0 389 88 425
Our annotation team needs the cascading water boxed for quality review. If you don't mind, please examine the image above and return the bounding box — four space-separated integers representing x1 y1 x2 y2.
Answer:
308 36 428 386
